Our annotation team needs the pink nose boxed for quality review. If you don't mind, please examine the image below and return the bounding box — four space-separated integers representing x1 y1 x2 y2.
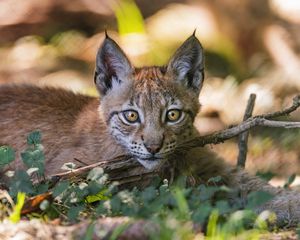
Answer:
144 143 162 154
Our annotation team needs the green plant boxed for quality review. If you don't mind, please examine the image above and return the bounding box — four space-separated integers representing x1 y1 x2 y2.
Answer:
9 192 26 223
0 131 276 239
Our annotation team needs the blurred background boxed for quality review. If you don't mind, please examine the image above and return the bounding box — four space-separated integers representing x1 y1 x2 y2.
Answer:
0 0 299 185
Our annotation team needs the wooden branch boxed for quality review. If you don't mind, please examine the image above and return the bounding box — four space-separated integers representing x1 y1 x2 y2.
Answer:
51 155 134 179
237 94 256 168
179 94 300 150
49 95 300 183
262 95 300 119
179 118 300 151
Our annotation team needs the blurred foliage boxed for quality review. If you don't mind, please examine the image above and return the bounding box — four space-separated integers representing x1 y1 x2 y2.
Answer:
0 132 281 238
114 0 145 35
9 192 26 223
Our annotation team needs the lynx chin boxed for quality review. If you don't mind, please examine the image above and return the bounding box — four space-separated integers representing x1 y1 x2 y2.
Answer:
1 33 300 227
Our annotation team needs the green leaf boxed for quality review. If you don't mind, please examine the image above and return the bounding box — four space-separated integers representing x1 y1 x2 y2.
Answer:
208 175 223 184
9 192 26 223
174 176 187 188
284 173 296 188
27 131 41 145
198 185 219 201
0 146 15 167
53 181 70 197
9 170 34 197
87 167 104 181
215 200 231 214
95 203 108 216
141 186 157 202
246 191 274 209
72 185 89 202
256 171 275 182
110 196 122 214
192 202 212 224
206 210 219 238
21 149 45 175
67 205 84 221
114 0 145 35
107 181 119 195
86 190 108 203
173 188 189 219
218 185 233 193
36 183 49 194
87 181 104 195
288 174 296 185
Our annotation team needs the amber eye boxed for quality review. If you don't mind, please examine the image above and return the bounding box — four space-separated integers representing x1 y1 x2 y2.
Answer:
166 109 182 122
123 110 139 123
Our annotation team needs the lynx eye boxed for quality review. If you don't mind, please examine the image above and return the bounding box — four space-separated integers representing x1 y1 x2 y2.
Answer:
166 109 182 122
122 110 139 123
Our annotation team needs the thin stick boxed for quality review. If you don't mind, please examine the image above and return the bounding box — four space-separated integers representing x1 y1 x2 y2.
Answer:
179 94 300 150
237 94 256 168
50 155 134 179
179 118 300 150
262 95 300 119
49 95 300 181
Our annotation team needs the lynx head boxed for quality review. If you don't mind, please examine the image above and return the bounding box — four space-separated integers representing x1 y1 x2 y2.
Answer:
94 33 204 169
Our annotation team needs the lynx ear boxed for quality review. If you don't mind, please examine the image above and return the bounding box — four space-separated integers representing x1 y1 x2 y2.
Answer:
167 35 204 94
94 35 133 96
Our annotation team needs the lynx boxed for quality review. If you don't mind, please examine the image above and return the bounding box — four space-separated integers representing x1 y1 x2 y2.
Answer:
0 34 299 226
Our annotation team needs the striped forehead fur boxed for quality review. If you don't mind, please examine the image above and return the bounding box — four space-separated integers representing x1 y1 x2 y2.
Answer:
131 66 174 109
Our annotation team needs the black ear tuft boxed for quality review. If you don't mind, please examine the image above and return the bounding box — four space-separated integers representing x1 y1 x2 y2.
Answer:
167 35 204 95
192 29 197 36
94 36 133 96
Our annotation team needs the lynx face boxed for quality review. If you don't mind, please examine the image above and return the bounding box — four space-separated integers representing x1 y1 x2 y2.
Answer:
94 34 204 169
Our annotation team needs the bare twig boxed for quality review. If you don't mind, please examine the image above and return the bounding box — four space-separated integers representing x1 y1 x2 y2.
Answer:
49 95 300 182
179 94 300 150
262 95 300 119
50 155 135 179
73 158 89 166
179 118 300 150
237 94 256 168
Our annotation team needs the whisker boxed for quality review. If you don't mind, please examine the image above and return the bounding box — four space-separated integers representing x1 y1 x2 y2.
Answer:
73 158 89 166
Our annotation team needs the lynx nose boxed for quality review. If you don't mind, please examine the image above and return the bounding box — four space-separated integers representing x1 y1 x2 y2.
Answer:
141 133 164 155
144 143 162 154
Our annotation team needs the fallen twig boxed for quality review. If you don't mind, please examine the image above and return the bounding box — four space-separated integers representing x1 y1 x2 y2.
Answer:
237 93 256 168
49 95 300 181
51 155 133 178
179 118 300 151
262 94 300 119
179 94 300 150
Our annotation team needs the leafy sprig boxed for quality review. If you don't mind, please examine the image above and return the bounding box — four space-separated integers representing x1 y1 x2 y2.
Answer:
0 131 279 238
